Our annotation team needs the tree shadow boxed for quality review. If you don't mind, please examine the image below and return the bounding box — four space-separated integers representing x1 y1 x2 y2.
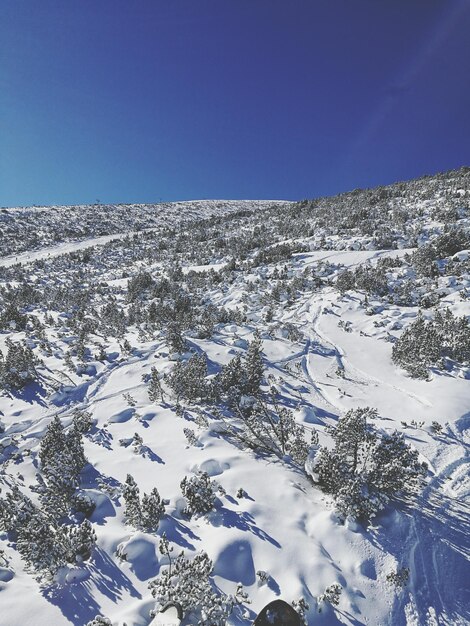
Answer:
209 506 281 548
89 425 113 449
158 515 200 551
43 548 140 625
141 445 164 464
9 381 48 407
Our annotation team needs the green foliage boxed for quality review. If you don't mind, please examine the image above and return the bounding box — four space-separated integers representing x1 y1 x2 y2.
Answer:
313 408 427 523
0 339 39 390
165 353 210 403
180 471 217 518
122 474 166 531
392 309 470 377
149 537 248 626
38 416 88 518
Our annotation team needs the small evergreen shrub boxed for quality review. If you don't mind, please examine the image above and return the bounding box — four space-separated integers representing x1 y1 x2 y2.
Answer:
180 471 217 518
318 583 342 611
122 474 166 531
312 407 427 523
165 353 210 403
149 534 248 626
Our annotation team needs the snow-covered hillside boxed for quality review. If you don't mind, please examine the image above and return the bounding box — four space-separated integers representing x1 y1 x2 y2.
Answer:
0 169 469 626
0 200 288 259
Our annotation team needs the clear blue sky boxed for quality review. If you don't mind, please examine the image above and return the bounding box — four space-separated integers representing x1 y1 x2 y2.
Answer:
1 0 469 207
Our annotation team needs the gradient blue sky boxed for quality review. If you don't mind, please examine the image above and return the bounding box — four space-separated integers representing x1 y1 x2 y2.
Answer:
1 0 469 207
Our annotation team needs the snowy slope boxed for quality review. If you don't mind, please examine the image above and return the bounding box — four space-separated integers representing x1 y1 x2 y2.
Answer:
0 200 289 259
0 172 469 626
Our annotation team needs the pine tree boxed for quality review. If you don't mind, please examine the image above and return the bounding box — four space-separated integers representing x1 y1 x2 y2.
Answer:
180 472 216 518
62 519 97 562
0 339 39 389
215 353 243 405
16 513 67 578
122 474 142 527
368 431 426 497
148 547 240 625
165 354 209 403
39 415 67 472
141 488 166 532
243 331 264 395
166 323 187 354
313 407 427 523
39 416 87 518
328 407 377 474
66 424 88 476
72 408 93 434
39 465 79 519
148 366 165 402
0 485 36 534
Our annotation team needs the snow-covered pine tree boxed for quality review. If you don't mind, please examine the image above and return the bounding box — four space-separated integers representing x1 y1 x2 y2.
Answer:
39 415 68 471
327 407 378 475
62 519 97 562
66 423 88 476
122 474 142 527
166 322 187 354
313 407 427 522
367 430 426 497
0 339 39 390
148 366 164 402
180 471 217 518
38 416 87 518
141 488 166 532
16 513 67 578
0 485 36 534
72 408 93 434
243 330 264 395
39 464 79 519
165 353 209 403
148 544 245 626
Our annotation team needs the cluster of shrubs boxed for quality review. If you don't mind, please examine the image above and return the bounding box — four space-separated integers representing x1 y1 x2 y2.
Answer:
410 227 469 278
122 475 166 531
0 485 96 581
392 309 470 378
0 411 96 581
0 339 39 390
153 334 312 469
309 407 427 523
336 263 389 297
151 331 265 407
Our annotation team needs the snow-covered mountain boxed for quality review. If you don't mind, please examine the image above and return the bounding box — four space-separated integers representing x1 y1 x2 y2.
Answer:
0 168 469 626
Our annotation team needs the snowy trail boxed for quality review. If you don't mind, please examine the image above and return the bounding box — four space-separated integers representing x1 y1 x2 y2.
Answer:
385 414 470 626
305 292 434 412
0 229 158 268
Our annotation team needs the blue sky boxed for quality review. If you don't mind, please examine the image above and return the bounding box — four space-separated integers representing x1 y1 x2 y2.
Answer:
1 0 469 207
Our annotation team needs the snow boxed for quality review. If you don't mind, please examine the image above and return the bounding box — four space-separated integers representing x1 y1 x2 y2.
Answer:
0 185 469 626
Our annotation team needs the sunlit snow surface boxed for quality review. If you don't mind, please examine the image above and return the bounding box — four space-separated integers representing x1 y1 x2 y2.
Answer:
0 195 469 626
